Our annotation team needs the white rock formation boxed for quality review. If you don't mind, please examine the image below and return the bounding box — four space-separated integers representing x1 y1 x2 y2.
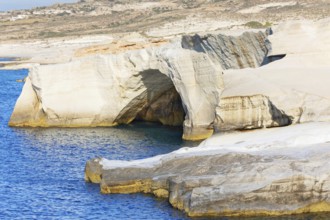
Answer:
85 122 330 217
9 19 330 140
9 31 269 140
217 18 330 131
83 18 330 217
215 94 291 131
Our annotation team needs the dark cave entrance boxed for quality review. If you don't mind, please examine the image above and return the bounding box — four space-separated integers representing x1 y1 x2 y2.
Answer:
115 69 186 127
135 69 185 126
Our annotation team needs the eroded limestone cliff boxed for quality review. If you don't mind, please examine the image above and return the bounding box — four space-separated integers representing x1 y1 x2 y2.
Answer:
83 19 330 217
9 19 330 140
9 30 270 140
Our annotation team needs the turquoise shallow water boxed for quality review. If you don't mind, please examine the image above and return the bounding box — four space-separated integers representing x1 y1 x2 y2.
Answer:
1 68 329 220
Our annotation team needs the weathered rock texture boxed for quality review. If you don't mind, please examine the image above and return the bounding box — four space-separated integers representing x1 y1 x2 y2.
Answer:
182 31 270 69
9 31 270 140
9 19 330 140
83 19 330 217
135 87 184 126
85 122 330 217
221 19 330 128
215 95 292 131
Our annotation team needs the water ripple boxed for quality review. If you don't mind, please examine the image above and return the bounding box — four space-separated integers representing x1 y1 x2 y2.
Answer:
0 69 190 220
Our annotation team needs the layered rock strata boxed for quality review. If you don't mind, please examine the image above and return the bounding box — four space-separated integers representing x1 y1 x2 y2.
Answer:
220 19 330 128
9 19 330 140
9 31 270 140
182 31 271 69
215 95 291 131
83 19 330 217
85 122 330 217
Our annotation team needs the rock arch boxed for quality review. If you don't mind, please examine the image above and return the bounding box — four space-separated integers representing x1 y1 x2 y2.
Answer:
9 30 274 141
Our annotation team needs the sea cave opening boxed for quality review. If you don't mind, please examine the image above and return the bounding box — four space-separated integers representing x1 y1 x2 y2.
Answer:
115 69 186 128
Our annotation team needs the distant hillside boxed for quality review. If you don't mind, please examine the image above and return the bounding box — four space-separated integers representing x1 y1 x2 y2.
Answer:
0 0 329 41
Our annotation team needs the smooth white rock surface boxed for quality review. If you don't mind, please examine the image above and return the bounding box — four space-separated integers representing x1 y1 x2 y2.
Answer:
9 31 269 140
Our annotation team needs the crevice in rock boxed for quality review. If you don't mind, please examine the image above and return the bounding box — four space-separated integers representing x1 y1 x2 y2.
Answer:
267 98 293 128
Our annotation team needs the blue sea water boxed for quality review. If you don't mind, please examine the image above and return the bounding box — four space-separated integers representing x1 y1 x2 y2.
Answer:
1 68 329 220
0 68 190 219
0 58 15 61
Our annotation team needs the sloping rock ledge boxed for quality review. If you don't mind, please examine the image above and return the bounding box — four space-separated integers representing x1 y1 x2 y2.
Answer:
85 122 330 217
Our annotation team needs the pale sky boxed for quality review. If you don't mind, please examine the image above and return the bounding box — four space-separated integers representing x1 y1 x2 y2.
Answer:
0 0 78 11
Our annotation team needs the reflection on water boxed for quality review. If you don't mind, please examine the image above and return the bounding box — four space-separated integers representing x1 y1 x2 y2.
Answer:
15 122 185 161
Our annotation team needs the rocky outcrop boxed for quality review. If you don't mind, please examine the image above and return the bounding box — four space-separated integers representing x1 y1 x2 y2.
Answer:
215 95 292 131
182 31 270 69
9 31 270 140
9 19 330 140
221 19 330 126
82 19 330 217
85 122 330 217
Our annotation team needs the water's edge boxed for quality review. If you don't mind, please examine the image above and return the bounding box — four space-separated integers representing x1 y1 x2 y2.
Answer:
1 68 329 219
0 68 190 219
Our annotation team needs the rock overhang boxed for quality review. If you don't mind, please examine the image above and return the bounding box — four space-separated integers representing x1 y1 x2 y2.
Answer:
83 19 330 217
9 29 272 141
